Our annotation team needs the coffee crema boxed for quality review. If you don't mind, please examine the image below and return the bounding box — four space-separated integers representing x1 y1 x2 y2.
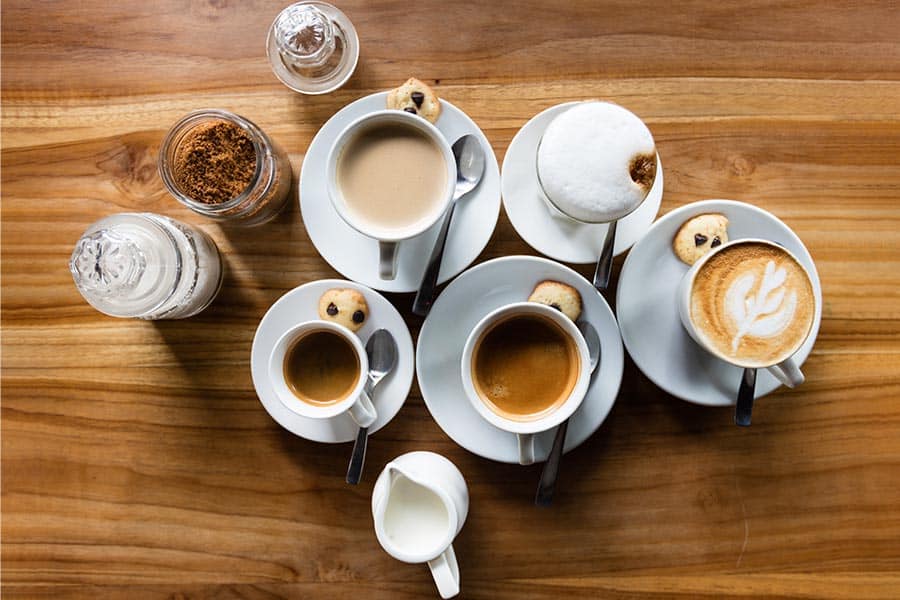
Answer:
690 242 815 366
472 314 579 422
284 330 360 405
337 122 447 232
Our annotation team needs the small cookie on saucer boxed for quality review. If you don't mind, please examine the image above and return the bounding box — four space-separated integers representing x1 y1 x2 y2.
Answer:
528 280 582 322
387 78 441 123
318 288 369 332
673 213 729 265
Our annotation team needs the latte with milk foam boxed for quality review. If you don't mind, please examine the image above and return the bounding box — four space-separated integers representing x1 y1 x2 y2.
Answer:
337 121 447 232
690 242 815 367
537 101 657 223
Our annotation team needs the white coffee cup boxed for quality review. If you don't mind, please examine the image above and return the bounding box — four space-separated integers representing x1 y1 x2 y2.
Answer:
460 302 591 465
268 320 376 427
326 109 456 280
677 238 816 388
535 101 658 226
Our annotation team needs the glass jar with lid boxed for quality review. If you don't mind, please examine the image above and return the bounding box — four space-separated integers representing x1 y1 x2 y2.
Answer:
158 109 292 226
266 1 360 95
70 213 223 319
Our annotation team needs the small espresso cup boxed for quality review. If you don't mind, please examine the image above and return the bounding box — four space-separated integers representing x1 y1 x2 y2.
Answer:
327 109 456 280
677 238 817 388
268 320 376 427
460 302 591 465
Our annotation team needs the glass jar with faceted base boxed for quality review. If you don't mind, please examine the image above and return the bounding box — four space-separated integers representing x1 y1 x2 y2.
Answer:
70 213 223 320
266 1 359 95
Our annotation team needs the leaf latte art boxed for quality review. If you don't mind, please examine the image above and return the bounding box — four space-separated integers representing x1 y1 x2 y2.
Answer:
690 242 815 366
725 260 797 353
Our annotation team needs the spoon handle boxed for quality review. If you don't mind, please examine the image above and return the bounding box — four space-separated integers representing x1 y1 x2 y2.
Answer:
346 377 377 485
345 425 368 484
592 220 618 291
535 419 569 506
412 203 457 317
735 367 757 427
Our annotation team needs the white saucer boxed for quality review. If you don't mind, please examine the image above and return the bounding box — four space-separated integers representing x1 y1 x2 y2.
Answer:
251 279 415 442
416 256 624 464
616 200 823 407
299 92 502 292
501 102 664 264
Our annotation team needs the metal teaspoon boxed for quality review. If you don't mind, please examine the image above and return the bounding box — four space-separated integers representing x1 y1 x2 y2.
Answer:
535 319 601 506
346 329 398 484
412 134 486 316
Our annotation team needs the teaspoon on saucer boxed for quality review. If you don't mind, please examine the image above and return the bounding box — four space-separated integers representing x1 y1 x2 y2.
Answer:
346 329 398 484
535 319 601 506
735 367 757 427
412 134 486 317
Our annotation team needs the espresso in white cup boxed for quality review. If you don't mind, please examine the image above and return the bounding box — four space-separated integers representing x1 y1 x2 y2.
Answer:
327 110 456 280
677 238 816 387
460 302 591 465
268 320 376 426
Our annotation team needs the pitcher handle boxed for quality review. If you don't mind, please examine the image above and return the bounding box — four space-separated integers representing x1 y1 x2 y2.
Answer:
427 544 460 599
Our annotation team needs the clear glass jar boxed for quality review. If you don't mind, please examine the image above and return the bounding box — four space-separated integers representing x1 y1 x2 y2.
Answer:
266 1 359 95
69 213 224 319
159 109 292 226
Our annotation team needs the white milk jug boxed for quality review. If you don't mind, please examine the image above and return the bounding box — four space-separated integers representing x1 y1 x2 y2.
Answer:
372 451 468 598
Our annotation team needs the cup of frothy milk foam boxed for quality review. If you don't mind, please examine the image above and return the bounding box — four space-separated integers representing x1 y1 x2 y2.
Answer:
677 238 817 387
536 101 658 225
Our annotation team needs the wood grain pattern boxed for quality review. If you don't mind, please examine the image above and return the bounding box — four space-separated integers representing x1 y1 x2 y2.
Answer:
3 1 900 598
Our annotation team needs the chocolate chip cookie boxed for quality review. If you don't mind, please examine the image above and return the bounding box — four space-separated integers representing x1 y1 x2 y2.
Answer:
318 288 369 332
673 213 729 265
528 280 582 322
386 77 441 123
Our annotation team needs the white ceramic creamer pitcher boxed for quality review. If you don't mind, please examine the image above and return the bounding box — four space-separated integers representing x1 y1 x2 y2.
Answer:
372 451 468 598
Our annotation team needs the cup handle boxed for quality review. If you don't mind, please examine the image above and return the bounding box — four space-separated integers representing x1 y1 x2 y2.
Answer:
378 241 399 280
517 433 536 465
427 544 460 599
766 356 805 388
348 389 377 428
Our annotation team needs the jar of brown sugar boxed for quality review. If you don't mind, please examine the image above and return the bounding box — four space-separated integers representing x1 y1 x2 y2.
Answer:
158 109 292 226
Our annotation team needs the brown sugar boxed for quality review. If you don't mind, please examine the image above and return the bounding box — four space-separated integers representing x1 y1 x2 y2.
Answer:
173 120 257 204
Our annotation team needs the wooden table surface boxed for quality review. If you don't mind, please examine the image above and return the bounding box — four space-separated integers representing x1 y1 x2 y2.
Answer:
3 1 900 598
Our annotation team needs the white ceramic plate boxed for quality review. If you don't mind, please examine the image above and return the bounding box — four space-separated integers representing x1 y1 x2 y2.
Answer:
501 102 663 264
417 256 624 464
299 92 502 292
616 199 823 407
251 279 414 442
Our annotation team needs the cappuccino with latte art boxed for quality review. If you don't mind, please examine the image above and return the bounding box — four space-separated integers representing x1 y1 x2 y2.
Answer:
689 241 815 367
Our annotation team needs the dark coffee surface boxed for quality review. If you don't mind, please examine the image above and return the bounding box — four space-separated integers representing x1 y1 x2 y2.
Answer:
284 330 360 405
472 314 578 421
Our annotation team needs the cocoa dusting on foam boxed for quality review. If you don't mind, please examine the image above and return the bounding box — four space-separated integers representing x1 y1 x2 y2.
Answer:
629 152 657 190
